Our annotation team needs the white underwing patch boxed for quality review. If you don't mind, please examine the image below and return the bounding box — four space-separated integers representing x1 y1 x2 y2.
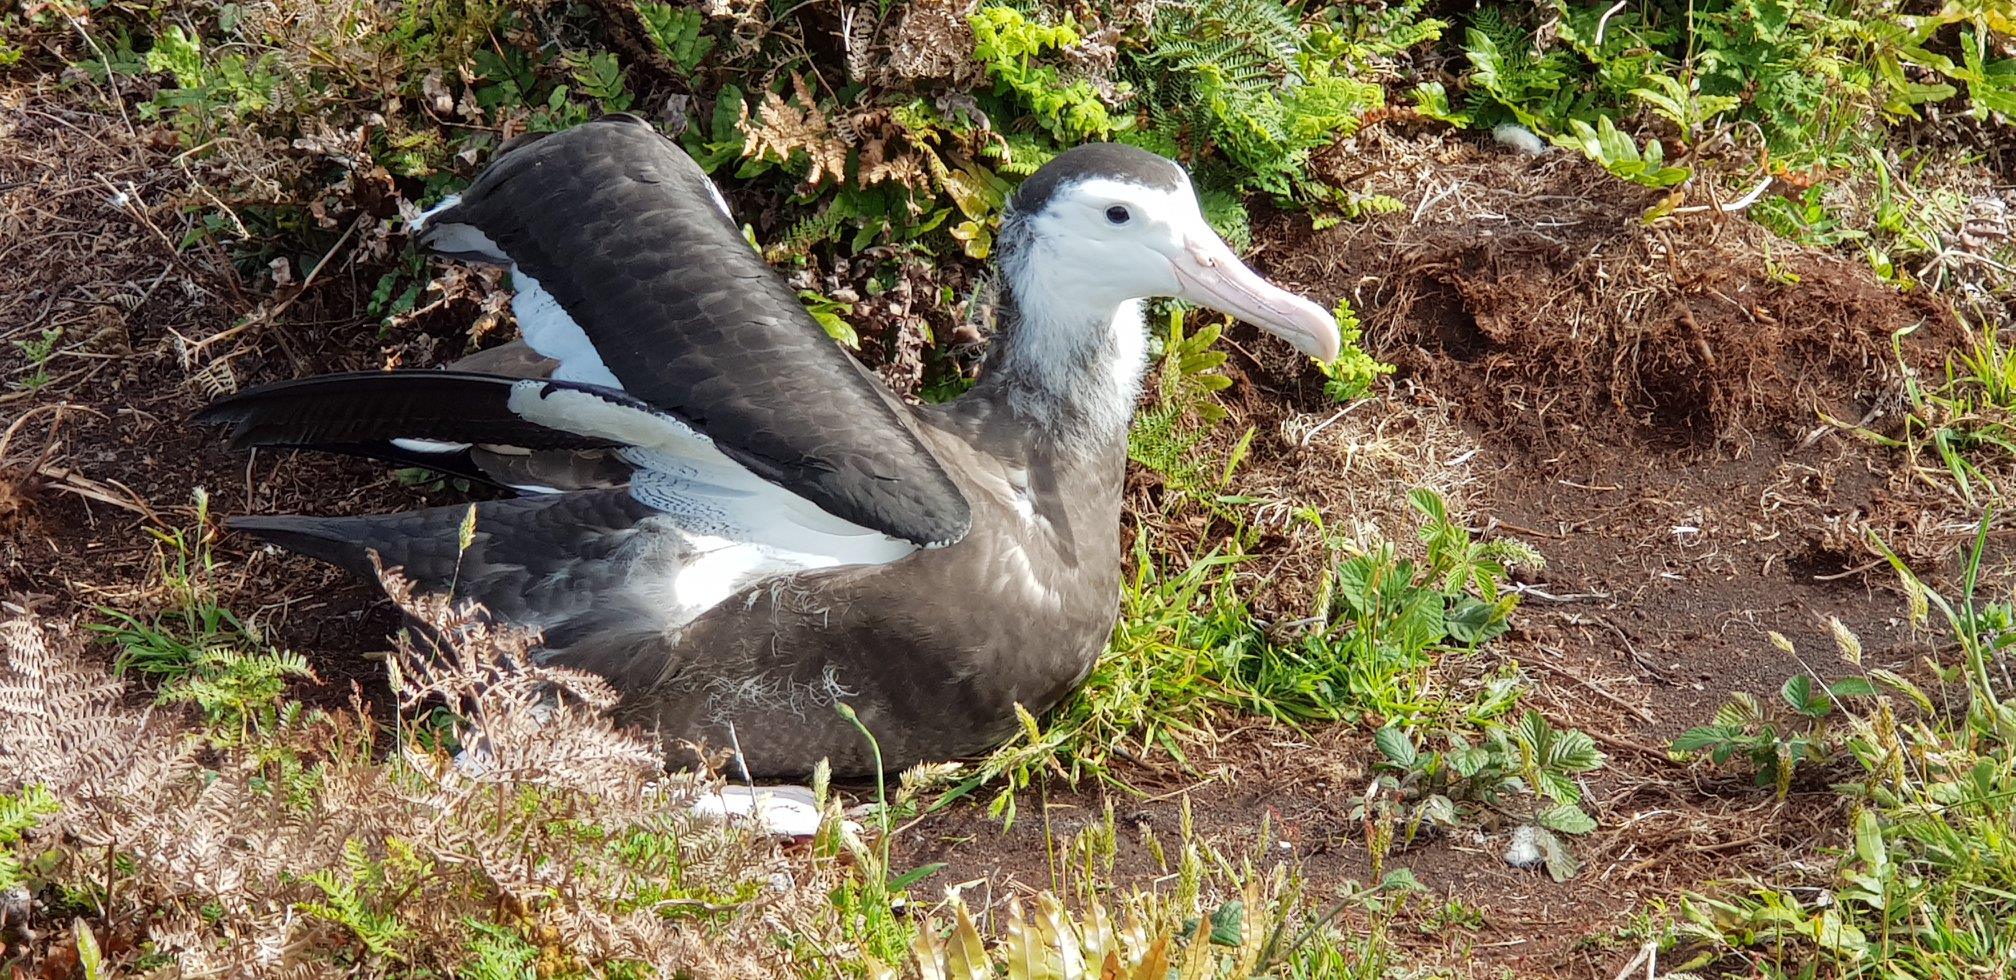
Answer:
390 437 473 453
510 269 623 389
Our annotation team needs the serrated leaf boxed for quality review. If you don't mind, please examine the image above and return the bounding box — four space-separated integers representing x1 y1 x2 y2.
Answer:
1445 595 1508 644
1533 826 1579 882
1373 726 1417 768
1538 803 1597 835
1715 692 1764 728
1781 675 1816 714
1380 867 1425 893
75 920 105 980
1450 745 1489 778
1672 726 1731 753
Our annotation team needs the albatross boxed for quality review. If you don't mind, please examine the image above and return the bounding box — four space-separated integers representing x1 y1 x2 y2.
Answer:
200 115 1338 777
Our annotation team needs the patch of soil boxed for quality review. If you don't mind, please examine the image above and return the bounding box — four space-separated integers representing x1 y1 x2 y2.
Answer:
0 96 483 695
1268 128 1959 450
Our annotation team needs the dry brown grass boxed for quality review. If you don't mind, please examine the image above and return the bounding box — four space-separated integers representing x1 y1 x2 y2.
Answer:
0 578 830 976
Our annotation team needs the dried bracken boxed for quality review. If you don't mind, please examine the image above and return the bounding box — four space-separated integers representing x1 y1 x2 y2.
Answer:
742 75 850 192
0 585 823 976
884 0 981 85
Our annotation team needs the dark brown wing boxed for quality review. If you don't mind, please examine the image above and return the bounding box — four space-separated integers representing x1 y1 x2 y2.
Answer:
420 115 970 547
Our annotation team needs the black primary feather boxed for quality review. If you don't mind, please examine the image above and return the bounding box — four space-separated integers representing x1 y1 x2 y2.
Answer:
198 371 622 452
196 371 640 491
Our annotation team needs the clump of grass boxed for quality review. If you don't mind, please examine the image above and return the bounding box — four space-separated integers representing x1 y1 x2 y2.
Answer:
1829 316 2016 512
89 490 313 738
959 485 1541 825
1674 514 2016 976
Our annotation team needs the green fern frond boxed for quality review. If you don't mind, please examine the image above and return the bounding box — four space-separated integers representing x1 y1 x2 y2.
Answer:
767 205 848 260
0 785 58 892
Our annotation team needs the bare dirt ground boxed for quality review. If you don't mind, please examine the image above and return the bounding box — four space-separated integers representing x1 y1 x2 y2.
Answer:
2 98 1987 976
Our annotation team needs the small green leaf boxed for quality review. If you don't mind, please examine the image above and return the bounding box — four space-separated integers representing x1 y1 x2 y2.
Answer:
1672 726 1730 753
1445 595 1508 644
1379 867 1425 893
1373 726 1417 768
1208 899 1244 946
888 862 946 893
1781 675 1816 714
1537 803 1597 835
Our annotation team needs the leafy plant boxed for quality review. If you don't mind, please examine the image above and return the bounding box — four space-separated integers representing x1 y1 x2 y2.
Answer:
1547 116 1690 189
296 838 422 960
798 289 860 349
91 490 244 682
1136 0 1397 200
9 326 62 393
1672 667 1878 798
0 785 58 894
139 24 289 144
1680 516 2016 975
156 645 314 736
637 2 714 75
969 6 1122 143
1364 710 1604 879
90 490 313 738
1130 311 1244 498
459 919 541 980
1316 300 1392 403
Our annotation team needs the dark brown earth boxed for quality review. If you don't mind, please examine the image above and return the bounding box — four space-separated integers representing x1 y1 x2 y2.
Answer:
2 99 1990 976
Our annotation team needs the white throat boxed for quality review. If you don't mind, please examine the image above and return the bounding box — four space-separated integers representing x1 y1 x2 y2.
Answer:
981 272 1149 450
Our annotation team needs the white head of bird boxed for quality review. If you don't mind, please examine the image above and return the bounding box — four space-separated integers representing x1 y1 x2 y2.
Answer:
982 143 1340 440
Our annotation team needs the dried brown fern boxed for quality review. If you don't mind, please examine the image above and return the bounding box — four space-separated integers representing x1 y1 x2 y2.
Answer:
0 593 820 976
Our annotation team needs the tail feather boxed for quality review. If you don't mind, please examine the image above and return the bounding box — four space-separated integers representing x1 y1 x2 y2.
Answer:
232 491 661 634
196 371 643 492
233 502 512 587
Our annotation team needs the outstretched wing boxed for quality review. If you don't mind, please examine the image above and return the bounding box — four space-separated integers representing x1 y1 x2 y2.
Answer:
416 114 970 548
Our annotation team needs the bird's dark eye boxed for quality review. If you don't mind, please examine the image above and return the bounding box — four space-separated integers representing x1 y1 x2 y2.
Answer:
1105 205 1131 225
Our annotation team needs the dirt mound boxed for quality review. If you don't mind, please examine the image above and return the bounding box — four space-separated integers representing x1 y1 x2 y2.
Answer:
1259 129 1956 447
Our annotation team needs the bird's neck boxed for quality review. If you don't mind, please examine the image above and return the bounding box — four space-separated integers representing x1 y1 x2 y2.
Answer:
967 275 1149 457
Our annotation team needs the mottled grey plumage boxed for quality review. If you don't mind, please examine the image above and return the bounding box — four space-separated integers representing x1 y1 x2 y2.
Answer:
202 120 1303 777
238 407 1124 775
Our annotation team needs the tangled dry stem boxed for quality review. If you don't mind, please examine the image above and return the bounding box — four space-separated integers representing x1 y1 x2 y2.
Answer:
0 577 835 976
